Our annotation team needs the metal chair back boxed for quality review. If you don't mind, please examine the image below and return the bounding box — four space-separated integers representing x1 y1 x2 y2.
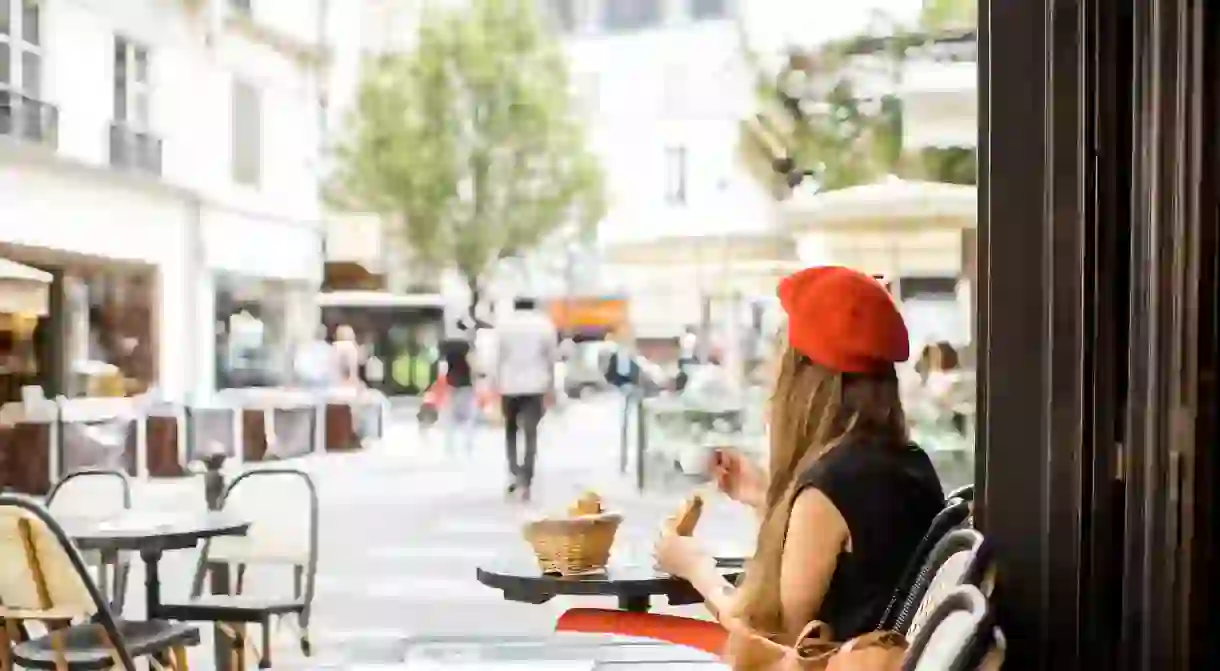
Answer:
895 528 992 640
0 493 138 670
878 498 972 631
902 585 1002 671
191 468 319 623
46 468 132 518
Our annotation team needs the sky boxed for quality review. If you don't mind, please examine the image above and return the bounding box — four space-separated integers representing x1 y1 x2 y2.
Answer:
742 0 924 59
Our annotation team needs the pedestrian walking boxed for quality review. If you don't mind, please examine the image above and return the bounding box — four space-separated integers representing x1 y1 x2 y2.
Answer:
494 297 558 502
439 324 478 455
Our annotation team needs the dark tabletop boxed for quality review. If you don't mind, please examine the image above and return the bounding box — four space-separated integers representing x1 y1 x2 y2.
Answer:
477 557 744 605
61 511 250 552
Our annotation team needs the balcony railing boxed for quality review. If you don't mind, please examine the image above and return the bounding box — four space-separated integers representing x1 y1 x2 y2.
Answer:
108 122 163 176
0 91 60 148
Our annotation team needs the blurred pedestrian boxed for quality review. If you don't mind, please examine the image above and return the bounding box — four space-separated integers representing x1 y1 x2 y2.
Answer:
494 297 558 502
439 322 478 455
676 324 698 391
333 324 362 387
293 324 335 389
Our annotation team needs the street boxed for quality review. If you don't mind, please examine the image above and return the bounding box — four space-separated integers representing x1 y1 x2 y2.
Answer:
124 394 757 668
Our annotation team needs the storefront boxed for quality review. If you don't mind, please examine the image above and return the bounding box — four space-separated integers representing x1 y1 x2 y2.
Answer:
197 206 323 395
0 160 193 400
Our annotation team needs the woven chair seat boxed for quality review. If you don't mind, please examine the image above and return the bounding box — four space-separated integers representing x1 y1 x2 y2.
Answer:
206 536 310 565
12 620 199 671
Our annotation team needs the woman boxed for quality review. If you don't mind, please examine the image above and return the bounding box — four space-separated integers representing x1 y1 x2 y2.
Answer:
655 266 945 644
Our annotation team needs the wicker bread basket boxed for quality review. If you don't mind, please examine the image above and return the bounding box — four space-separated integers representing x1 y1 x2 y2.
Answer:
523 512 623 576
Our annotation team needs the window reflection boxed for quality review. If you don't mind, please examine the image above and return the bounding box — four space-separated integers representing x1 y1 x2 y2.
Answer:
64 270 155 398
215 274 287 389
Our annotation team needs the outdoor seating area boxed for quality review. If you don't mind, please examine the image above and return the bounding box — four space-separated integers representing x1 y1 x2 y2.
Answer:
473 484 1002 670
0 464 321 671
0 389 387 496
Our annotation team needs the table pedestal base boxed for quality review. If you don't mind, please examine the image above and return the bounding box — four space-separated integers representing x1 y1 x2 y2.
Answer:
617 594 651 612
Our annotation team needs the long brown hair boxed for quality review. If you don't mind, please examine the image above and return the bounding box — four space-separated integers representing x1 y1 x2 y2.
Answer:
733 341 908 638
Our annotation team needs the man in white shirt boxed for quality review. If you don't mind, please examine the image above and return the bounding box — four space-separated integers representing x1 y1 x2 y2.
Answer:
495 297 558 501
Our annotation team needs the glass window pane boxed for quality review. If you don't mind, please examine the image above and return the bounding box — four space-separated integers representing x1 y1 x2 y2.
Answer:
691 0 726 20
114 40 127 119
133 90 148 127
603 0 660 31
1 0 10 36
134 47 148 83
0 44 10 85
21 50 39 97
22 0 39 45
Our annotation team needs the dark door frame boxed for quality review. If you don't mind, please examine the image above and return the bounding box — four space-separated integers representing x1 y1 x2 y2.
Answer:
980 0 1219 668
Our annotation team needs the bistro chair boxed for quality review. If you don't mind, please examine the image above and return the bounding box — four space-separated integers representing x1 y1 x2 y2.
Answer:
555 609 726 654
901 585 1005 671
45 469 133 615
0 493 198 670
182 468 318 666
945 484 974 503
893 528 993 641
877 498 972 631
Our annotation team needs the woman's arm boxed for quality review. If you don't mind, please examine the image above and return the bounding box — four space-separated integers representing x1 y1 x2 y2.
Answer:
685 560 743 627
777 486 848 643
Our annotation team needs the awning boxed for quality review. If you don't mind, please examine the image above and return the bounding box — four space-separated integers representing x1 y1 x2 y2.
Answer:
782 177 977 230
0 258 51 316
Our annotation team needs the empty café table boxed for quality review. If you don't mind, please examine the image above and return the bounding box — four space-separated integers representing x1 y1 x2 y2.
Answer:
62 511 250 619
477 557 744 613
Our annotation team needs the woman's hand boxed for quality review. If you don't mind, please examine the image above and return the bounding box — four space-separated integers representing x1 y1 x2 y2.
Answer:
654 531 715 581
711 448 767 511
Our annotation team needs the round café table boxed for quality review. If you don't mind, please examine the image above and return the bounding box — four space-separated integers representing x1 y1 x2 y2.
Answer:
61 511 250 620
477 557 744 613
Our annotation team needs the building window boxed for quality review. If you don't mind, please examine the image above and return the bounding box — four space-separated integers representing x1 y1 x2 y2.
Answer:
665 146 687 205
602 0 661 32
690 0 727 20
543 0 577 32
0 0 43 97
113 37 151 128
229 0 252 16
231 80 262 186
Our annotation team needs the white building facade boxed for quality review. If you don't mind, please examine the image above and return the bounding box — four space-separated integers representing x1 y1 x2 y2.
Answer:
543 0 777 340
0 0 359 401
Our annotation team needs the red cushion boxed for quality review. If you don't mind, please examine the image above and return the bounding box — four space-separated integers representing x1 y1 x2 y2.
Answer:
555 608 727 654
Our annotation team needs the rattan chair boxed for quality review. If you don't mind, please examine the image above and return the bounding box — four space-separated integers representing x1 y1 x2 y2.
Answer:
0 493 198 670
180 468 318 667
901 584 1005 671
893 528 993 641
45 469 133 615
877 498 972 631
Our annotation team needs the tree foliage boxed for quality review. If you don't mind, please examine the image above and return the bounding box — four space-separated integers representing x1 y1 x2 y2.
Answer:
329 0 607 295
738 8 978 197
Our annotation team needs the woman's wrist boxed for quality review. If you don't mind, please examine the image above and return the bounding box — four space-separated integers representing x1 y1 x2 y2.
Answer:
688 561 736 617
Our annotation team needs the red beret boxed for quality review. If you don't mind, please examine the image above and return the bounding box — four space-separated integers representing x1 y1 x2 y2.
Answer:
777 266 910 374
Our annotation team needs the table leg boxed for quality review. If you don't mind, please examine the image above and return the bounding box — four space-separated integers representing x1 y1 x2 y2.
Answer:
618 594 651 613
140 549 173 667
210 562 235 671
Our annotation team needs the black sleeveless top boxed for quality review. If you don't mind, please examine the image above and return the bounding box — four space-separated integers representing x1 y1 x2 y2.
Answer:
795 438 944 640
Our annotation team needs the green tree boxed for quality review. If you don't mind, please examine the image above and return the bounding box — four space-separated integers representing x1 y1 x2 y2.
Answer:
737 15 977 196
920 0 977 31
329 0 606 313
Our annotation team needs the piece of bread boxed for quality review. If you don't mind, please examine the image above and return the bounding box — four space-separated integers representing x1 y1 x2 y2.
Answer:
568 491 603 517
669 493 704 536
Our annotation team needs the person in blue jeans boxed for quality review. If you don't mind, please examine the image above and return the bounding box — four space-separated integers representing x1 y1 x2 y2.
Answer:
439 331 478 455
